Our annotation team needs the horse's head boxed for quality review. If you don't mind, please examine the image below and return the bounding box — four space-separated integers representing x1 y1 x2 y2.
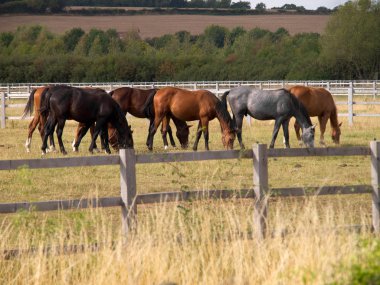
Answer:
108 124 134 150
222 129 236 150
176 125 191 149
332 122 342 144
301 124 316 148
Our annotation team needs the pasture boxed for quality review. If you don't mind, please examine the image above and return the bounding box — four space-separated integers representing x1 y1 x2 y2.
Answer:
0 95 379 284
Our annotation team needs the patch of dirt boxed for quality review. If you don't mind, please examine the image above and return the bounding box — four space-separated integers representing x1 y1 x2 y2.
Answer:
0 14 330 38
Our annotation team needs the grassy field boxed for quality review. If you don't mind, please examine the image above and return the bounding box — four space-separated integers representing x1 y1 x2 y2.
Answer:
0 96 379 284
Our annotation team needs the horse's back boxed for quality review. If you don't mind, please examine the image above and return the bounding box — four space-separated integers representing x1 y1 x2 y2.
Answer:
289 86 336 116
228 87 292 120
111 87 155 118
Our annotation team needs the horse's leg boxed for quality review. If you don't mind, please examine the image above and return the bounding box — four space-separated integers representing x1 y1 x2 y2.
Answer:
55 119 67 155
40 114 56 152
234 114 245 149
73 123 91 152
318 113 329 146
90 124 101 152
294 121 302 146
146 118 154 148
202 119 210 151
25 116 39 152
41 116 57 155
100 124 111 154
160 116 170 150
270 118 283 148
192 121 203 151
147 113 165 151
282 118 291 148
167 122 176 147
89 119 105 154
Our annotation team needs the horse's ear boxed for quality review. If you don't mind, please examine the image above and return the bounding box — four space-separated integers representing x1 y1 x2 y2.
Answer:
338 122 343 127
186 125 193 129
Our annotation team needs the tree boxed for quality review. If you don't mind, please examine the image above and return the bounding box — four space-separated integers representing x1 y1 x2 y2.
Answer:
230 1 250 9
255 2 266 11
320 0 380 79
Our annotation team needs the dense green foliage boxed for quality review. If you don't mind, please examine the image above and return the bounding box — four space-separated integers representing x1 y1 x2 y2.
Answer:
0 0 379 83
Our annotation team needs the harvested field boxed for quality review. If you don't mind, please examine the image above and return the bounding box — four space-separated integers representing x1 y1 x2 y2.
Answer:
0 14 330 38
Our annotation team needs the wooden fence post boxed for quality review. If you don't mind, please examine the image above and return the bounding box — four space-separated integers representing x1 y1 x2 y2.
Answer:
1 92 5 129
252 143 269 239
371 141 380 234
348 82 354 126
119 148 137 237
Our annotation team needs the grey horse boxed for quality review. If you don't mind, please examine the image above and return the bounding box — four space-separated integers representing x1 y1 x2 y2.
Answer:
221 87 315 149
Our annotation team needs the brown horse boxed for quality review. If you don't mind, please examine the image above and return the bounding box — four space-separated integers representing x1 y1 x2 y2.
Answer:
22 86 56 152
289 85 342 145
74 87 191 151
145 87 235 151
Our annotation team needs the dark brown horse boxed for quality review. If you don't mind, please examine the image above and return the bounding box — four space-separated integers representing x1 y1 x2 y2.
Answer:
289 85 342 145
145 87 235 151
40 85 133 155
74 87 190 151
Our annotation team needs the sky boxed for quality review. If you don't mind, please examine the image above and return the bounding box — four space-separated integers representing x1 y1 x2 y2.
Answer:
248 0 349 10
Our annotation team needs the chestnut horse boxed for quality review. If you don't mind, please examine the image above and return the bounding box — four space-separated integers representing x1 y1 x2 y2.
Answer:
73 87 190 151
289 85 342 145
40 85 133 155
22 86 56 152
145 87 235 151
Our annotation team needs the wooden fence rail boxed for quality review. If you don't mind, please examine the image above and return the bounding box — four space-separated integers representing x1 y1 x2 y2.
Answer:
1 142 379 238
1 80 380 128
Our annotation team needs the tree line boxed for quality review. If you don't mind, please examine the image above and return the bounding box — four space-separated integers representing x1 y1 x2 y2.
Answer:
0 0 378 83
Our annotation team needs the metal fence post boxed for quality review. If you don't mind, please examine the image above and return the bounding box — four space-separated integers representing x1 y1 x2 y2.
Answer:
348 82 354 126
371 141 380 234
119 148 137 237
1 92 5 129
252 143 269 239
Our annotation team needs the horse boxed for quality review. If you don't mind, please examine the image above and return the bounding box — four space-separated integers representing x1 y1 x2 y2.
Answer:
40 85 133 155
221 87 315 149
23 86 102 153
288 85 342 145
22 86 56 153
73 87 190 151
144 87 235 151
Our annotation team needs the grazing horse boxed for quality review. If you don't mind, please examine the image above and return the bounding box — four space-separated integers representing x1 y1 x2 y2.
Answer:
221 87 315 149
40 85 133 155
23 86 102 153
22 86 55 152
289 85 342 145
145 87 235 151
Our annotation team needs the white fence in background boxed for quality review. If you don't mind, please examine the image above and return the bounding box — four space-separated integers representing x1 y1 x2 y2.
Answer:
1 80 380 128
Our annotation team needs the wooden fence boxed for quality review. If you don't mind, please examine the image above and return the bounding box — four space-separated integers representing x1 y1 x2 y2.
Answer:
1 80 380 128
1 141 379 238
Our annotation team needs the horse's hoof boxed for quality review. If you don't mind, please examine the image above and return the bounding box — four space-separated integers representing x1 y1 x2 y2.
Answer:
93 148 100 153
105 149 111 154
26 148 30 153
73 147 78 152
62 150 67 155
164 145 168 150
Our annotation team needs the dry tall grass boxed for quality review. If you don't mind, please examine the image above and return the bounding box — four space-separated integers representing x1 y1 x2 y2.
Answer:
0 197 373 284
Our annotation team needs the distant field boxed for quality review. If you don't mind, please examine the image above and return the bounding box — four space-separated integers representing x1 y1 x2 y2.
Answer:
0 14 329 38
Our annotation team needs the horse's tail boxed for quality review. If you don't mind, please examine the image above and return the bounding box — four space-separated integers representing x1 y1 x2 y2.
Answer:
39 87 52 117
22 88 37 119
220 90 230 111
142 89 157 119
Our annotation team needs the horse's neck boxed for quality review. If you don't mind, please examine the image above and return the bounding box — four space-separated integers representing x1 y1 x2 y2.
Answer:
329 107 339 131
292 108 311 129
216 113 232 134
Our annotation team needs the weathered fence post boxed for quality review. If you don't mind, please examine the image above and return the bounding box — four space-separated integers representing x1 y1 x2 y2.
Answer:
1 92 5 129
371 140 380 234
119 148 137 237
252 143 269 239
348 82 354 126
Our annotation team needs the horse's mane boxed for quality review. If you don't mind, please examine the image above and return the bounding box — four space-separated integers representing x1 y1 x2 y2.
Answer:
142 89 157 119
22 88 36 119
215 99 234 131
286 89 312 126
